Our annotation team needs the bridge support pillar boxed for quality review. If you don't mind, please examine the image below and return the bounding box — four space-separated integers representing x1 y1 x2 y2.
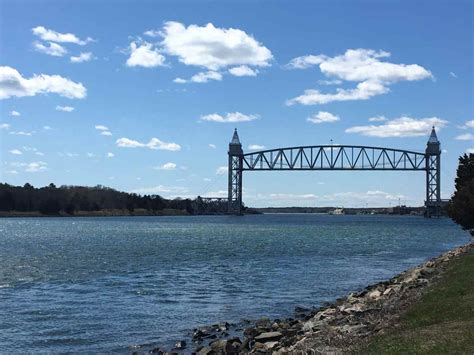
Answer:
425 127 442 217
228 129 243 215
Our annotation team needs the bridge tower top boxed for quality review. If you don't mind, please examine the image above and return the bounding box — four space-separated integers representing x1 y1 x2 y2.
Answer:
426 126 440 155
229 128 243 155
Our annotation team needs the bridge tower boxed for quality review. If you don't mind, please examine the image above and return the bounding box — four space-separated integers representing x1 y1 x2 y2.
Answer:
228 129 243 215
425 127 441 217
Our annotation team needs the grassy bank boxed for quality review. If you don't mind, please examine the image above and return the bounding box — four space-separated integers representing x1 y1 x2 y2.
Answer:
363 248 474 354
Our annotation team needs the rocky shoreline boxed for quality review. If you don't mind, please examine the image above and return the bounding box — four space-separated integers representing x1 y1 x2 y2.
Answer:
136 243 473 355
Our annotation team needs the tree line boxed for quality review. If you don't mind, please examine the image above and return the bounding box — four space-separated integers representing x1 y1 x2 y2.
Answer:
0 183 196 215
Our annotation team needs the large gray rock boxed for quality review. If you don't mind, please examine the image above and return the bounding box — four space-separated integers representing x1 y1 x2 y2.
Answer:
254 331 283 342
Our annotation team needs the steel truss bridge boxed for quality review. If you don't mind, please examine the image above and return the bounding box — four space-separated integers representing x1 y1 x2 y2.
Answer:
226 128 442 216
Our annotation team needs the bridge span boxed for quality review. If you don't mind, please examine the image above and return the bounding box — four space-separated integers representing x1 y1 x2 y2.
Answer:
227 128 442 217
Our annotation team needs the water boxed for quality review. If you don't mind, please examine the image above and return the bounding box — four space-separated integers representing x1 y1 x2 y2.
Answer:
0 214 470 353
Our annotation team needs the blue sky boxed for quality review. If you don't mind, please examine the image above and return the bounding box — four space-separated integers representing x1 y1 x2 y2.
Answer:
0 0 472 207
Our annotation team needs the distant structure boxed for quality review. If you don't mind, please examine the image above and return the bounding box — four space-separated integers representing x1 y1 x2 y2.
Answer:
227 128 442 216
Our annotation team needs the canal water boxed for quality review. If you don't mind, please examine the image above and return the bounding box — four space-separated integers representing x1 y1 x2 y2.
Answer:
0 214 470 352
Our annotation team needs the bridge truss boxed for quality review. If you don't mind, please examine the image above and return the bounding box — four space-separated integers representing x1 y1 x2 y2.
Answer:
227 128 442 217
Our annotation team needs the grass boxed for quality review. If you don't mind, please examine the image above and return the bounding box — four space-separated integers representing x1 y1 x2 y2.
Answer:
362 250 474 354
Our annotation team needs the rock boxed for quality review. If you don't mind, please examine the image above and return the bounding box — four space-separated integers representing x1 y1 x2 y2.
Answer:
255 317 271 328
151 348 166 354
243 327 261 339
271 322 280 330
383 287 394 296
197 347 213 355
368 290 382 299
174 340 186 349
254 331 283 342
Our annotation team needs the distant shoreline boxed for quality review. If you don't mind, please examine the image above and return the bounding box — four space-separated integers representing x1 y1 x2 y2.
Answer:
0 208 190 218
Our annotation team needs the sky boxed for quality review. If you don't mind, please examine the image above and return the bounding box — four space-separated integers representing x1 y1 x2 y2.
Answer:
0 0 473 207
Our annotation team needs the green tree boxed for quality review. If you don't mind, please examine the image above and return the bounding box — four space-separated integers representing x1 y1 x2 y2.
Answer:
448 153 474 234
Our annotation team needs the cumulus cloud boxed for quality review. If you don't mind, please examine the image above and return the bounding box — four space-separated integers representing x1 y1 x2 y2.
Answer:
95 125 108 130
228 65 258 77
56 105 74 112
449 72 457 78
33 41 67 56
9 149 22 155
70 52 93 63
286 49 432 105
159 21 272 71
10 110 21 116
307 111 340 124
0 66 86 99
467 148 474 154
116 137 181 151
456 133 474 141
368 116 387 122
0 123 10 130
345 116 447 137
248 144 265 150
459 120 474 129
190 71 222 83
107 152 114 158
154 162 177 170
200 112 259 123
126 42 166 68
9 130 34 136
216 166 228 175
208 143 216 149
287 80 389 105
32 26 93 45
101 131 112 136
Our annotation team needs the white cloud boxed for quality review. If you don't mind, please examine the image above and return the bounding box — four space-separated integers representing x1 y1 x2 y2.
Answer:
32 26 93 45
269 193 319 201
200 112 259 123
160 21 272 71
10 110 21 116
467 148 474 154
33 41 68 57
459 120 474 129
229 65 258 77
70 52 93 63
368 115 387 122
286 49 432 105
126 42 166 68
9 131 34 136
0 123 10 130
6 170 18 175
101 131 112 136
95 125 108 130
56 105 74 112
346 116 447 137
208 143 216 149
318 79 342 85
192 70 222 83
0 66 86 99
12 161 48 173
154 162 177 170
35 151 44 156
43 125 51 130
130 185 189 195
286 55 326 69
287 80 389 105
248 144 265 150
107 152 114 158
116 137 181 151
216 166 228 175
173 77 187 84
9 149 22 155
449 72 457 78
307 111 340 124
456 133 474 141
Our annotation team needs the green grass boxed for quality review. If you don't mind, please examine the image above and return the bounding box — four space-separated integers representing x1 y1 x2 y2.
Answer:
362 251 474 354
